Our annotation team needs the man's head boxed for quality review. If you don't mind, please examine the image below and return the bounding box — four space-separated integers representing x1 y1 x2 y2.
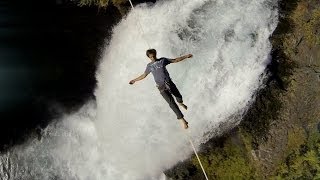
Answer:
146 49 157 61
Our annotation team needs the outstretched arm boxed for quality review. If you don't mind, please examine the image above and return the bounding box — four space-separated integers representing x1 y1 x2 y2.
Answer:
171 54 193 63
129 72 148 85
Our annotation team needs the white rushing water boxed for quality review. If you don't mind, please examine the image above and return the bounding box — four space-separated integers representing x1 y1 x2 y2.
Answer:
0 0 278 179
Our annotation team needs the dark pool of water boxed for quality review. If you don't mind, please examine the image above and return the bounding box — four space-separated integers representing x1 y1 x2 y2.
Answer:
0 0 121 151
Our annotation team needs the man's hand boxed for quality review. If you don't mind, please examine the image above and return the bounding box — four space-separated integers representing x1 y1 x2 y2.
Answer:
129 73 148 85
186 54 193 58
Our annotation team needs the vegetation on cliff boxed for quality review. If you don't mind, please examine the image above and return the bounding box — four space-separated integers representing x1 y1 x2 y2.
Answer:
77 0 118 7
75 0 133 15
274 131 320 179
192 131 258 179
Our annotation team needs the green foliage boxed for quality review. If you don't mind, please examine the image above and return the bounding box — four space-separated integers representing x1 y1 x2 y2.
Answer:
77 0 110 7
191 137 257 179
273 132 320 179
75 0 129 15
76 0 129 8
286 127 307 153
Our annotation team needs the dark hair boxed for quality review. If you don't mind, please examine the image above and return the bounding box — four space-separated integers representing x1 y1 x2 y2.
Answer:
146 49 157 57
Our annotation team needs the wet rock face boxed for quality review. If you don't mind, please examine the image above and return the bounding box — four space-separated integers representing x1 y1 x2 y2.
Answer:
166 0 320 179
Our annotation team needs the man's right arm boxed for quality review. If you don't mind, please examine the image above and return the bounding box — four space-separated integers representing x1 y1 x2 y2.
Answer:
129 72 149 85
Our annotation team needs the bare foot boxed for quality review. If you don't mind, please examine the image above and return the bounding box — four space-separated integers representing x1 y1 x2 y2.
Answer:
178 103 188 110
179 118 189 129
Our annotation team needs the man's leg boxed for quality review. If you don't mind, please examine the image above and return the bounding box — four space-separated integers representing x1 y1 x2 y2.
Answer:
160 89 183 118
160 90 188 129
168 82 188 110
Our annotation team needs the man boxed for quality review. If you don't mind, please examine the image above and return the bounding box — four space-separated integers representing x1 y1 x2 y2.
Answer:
129 49 193 129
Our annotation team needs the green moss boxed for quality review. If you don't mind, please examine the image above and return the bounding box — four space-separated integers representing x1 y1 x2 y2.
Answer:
77 0 110 7
273 131 320 179
239 129 254 153
76 0 128 11
190 135 257 179
286 127 307 153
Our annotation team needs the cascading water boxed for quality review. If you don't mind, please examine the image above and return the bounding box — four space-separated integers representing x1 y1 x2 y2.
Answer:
0 0 278 179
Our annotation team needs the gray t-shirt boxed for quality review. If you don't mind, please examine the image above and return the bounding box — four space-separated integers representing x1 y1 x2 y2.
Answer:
144 57 174 86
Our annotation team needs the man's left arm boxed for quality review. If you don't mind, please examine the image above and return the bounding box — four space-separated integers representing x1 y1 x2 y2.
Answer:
171 54 193 63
